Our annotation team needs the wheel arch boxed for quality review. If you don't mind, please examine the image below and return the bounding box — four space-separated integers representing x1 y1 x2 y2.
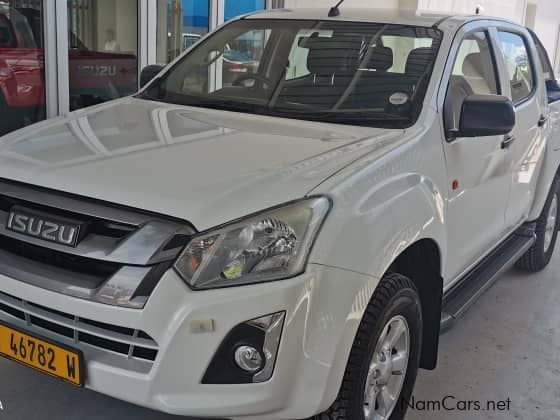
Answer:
388 238 443 370
314 238 444 416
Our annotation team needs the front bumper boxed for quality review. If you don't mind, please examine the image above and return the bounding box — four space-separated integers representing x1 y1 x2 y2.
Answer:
0 264 377 420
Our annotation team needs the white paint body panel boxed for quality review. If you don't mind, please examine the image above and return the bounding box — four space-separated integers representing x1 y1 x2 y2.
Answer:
0 9 558 419
0 98 401 231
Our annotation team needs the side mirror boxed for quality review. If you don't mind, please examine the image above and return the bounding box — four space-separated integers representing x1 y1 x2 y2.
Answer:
140 65 164 89
451 95 515 138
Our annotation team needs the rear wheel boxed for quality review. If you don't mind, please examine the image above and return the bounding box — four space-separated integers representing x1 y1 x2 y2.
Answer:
516 177 560 272
313 273 422 420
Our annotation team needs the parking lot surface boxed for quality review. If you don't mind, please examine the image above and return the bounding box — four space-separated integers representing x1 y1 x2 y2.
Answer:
1 253 560 420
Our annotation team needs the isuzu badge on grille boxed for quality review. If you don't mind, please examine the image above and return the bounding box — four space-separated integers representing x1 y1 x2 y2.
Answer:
6 206 84 247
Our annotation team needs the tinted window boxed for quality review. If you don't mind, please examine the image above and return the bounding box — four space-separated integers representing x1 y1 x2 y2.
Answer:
0 17 14 46
10 8 37 48
498 31 534 103
445 32 498 131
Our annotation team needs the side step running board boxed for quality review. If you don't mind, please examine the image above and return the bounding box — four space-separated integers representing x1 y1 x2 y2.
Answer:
440 224 536 332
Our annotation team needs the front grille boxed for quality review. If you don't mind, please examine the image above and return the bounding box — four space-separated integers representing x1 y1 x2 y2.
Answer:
0 179 195 308
0 194 135 239
0 234 120 282
0 291 159 362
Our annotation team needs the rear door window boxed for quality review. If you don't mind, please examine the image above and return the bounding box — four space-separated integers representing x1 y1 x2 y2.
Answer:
497 31 535 104
529 30 554 81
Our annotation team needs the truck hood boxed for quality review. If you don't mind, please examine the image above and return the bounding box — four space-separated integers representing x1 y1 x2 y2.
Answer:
0 98 403 230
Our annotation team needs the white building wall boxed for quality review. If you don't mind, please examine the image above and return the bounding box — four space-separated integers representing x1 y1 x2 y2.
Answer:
284 0 560 75
532 0 560 72
417 0 525 22
282 0 402 8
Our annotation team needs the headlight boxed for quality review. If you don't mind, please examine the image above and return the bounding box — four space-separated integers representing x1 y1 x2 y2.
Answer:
174 197 330 290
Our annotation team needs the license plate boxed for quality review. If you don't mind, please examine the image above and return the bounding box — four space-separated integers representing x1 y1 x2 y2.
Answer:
0 322 84 386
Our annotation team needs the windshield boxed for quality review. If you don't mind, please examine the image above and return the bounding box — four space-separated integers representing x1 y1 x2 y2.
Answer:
140 19 442 128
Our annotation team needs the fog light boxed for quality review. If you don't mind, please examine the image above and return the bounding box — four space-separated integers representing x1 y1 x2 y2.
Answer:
202 311 286 384
234 345 264 373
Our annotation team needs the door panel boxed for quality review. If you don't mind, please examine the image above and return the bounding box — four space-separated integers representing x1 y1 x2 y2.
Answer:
495 30 546 229
442 30 512 282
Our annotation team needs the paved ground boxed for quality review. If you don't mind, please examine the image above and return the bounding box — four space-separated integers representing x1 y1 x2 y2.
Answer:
1 252 560 420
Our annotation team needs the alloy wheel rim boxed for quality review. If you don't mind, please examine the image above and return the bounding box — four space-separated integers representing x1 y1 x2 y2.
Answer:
363 315 410 420
544 193 558 253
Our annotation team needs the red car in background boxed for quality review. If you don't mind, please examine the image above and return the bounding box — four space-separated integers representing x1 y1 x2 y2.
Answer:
0 6 137 135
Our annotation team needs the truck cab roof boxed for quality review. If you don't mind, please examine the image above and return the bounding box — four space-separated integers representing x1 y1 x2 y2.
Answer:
244 7 520 32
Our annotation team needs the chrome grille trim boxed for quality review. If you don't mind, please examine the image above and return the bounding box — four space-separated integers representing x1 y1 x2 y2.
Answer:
0 291 159 361
0 204 194 266
0 179 196 308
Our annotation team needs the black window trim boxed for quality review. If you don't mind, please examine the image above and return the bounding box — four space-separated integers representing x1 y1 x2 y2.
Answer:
495 28 538 108
528 28 555 82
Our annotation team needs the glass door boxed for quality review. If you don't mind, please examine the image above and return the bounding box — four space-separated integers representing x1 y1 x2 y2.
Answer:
155 0 210 65
224 0 265 21
67 0 138 110
0 0 46 136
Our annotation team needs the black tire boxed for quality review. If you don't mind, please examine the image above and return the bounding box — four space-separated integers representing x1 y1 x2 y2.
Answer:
312 273 422 420
516 176 560 272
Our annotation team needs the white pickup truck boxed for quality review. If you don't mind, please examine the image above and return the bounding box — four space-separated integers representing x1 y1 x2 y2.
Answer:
0 7 559 420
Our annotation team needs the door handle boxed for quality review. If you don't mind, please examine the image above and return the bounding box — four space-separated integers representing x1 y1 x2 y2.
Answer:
502 135 516 149
538 115 549 127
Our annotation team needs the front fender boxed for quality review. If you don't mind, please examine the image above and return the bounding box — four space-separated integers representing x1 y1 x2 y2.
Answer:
306 124 448 412
305 174 446 412
309 153 447 279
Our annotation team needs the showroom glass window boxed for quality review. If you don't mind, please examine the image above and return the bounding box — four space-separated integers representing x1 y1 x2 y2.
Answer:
498 31 535 104
0 1 46 136
222 0 265 84
67 0 138 110
156 0 210 65
224 0 264 22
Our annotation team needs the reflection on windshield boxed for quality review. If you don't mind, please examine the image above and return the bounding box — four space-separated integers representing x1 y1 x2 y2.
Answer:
141 19 442 128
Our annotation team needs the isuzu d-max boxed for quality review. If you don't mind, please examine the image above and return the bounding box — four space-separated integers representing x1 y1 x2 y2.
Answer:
0 7 560 420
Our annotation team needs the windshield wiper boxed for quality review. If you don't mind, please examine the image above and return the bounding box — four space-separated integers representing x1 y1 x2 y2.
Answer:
270 108 411 124
153 92 266 114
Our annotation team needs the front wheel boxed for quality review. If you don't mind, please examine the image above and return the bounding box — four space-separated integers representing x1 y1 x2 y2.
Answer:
516 177 560 272
313 273 422 420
